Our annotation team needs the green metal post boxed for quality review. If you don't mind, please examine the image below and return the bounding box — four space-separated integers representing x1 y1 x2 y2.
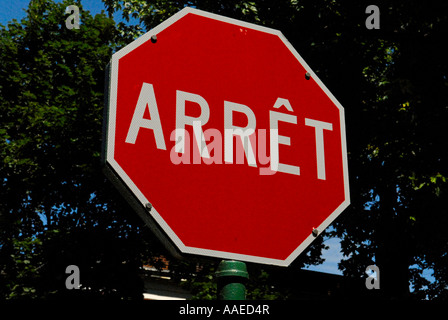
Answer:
215 260 249 300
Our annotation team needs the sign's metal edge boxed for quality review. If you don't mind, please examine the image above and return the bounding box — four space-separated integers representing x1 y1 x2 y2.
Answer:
102 58 184 261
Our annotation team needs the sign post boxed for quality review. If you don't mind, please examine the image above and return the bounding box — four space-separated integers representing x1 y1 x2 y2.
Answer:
215 260 249 300
103 7 350 267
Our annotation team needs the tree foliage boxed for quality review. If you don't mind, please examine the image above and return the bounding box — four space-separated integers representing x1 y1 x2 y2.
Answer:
0 0 154 300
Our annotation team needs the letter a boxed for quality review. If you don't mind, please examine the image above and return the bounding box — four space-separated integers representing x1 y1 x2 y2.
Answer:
65 5 80 30
365 265 380 289
65 265 80 289
365 5 380 30
126 83 166 150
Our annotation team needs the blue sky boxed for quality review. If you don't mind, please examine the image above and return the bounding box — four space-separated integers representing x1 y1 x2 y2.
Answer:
306 236 344 275
1 0 32 25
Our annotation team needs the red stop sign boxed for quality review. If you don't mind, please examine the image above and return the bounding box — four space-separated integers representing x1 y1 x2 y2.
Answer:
103 8 350 266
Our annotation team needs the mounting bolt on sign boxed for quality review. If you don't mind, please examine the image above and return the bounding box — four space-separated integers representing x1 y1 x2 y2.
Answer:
102 7 350 267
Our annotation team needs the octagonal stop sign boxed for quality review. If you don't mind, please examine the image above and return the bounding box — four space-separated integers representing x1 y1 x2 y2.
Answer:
103 7 350 266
